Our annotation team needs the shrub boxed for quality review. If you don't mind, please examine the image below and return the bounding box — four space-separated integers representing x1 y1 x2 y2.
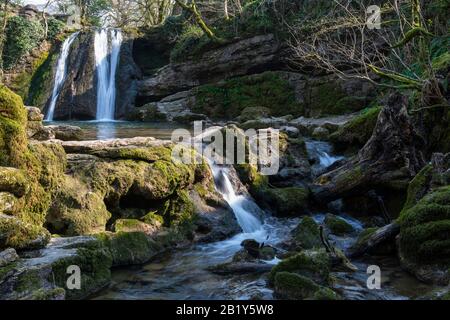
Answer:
46 17 66 40
170 24 209 62
2 16 44 69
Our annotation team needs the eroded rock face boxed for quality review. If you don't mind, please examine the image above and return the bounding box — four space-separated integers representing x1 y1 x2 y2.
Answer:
137 34 281 101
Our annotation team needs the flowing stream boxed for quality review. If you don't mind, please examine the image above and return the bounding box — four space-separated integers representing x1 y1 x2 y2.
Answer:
45 32 79 121
93 135 433 300
95 29 123 121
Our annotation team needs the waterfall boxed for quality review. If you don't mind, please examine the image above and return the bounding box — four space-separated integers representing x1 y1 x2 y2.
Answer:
208 161 263 233
94 29 123 121
45 32 79 121
305 140 344 174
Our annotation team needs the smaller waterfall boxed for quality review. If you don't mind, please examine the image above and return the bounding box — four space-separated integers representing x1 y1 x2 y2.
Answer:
94 29 123 121
45 32 79 121
209 162 263 233
306 140 344 174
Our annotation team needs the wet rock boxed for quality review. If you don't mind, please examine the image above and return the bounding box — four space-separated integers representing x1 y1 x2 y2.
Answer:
279 126 300 138
45 125 83 141
289 113 358 136
274 271 339 300
238 107 272 122
312 127 330 140
324 213 354 236
31 126 55 140
0 214 50 250
26 106 44 122
269 249 331 285
0 248 18 267
290 216 322 250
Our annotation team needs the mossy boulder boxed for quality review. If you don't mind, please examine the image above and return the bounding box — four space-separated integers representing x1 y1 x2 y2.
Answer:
0 84 28 167
96 232 162 267
0 215 50 250
269 249 331 285
291 216 322 250
324 213 354 235
113 218 161 234
399 186 450 265
238 106 272 122
329 106 382 151
50 240 113 299
274 271 338 300
264 187 310 216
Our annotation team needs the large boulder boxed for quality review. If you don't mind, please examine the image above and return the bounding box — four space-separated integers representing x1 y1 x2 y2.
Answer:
397 153 450 284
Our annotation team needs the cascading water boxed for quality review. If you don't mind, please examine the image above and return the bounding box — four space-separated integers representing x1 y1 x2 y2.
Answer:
94 28 123 121
45 32 79 121
209 163 263 234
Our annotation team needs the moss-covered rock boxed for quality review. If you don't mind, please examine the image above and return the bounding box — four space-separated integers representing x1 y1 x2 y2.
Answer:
269 249 331 284
274 271 338 300
324 213 354 235
0 215 50 250
114 218 161 234
399 186 450 265
264 187 310 216
50 240 113 299
192 72 302 120
291 216 322 250
329 106 382 151
0 84 28 167
96 231 162 267
238 106 272 122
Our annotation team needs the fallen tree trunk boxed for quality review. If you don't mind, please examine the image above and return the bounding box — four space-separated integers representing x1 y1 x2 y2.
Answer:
312 93 426 202
347 222 400 258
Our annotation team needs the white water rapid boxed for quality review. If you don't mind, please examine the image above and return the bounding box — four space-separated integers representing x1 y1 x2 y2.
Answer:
94 29 123 121
210 163 263 233
45 32 79 121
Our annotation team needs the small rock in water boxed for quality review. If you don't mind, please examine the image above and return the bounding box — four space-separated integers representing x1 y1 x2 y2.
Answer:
0 248 19 267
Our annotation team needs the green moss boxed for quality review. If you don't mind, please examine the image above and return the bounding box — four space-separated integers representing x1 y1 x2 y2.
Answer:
399 186 450 264
193 72 302 120
324 214 354 235
96 231 162 267
26 48 59 108
291 216 322 249
30 287 65 300
269 249 330 284
330 106 382 151
0 261 18 282
273 271 338 300
264 187 310 216
141 211 165 226
400 164 433 215
350 227 377 253
50 241 113 299
0 215 50 250
0 84 28 167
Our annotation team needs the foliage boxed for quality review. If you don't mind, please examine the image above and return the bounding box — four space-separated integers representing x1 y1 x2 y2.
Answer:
46 17 66 40
2 15 44 69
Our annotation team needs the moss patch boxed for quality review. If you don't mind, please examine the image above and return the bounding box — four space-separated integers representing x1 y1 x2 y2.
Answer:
330 106 382 151
399 186 450 264
192 72 302 120
291 216 322 249
324 214 354 235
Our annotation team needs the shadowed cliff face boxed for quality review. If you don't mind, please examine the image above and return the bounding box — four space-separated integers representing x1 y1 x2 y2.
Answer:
44 30 140 120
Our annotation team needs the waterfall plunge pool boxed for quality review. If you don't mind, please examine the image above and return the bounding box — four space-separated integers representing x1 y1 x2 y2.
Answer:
45 120 188 141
